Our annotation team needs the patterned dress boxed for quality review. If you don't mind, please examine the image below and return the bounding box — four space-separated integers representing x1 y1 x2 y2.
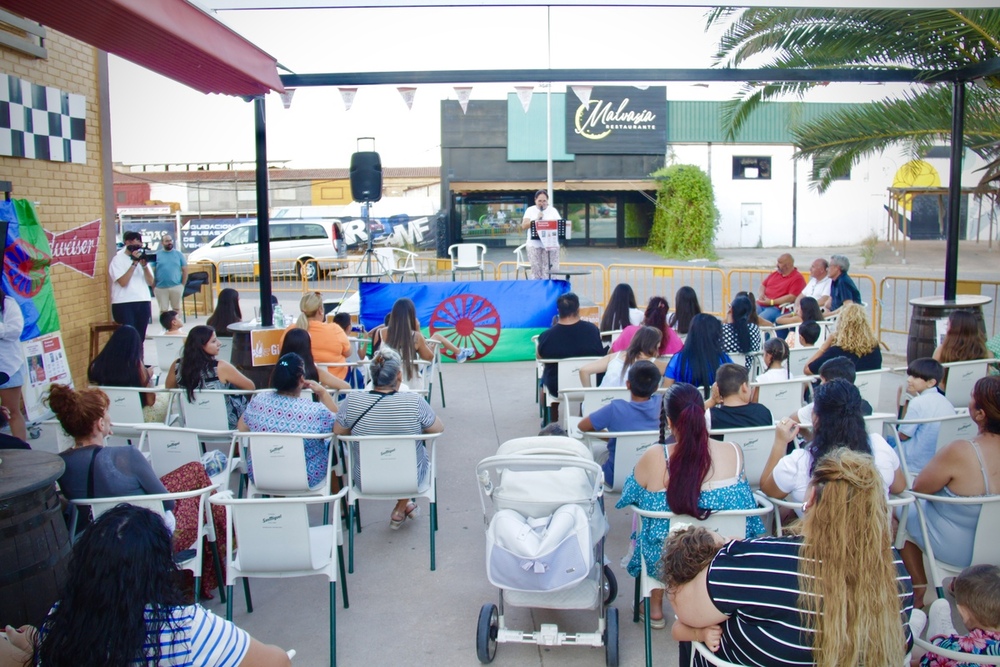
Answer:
921 628 1000 667
615 443 765 579
240 392 336 488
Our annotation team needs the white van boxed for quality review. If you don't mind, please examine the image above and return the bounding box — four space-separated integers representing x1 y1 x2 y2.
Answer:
189 220 342 280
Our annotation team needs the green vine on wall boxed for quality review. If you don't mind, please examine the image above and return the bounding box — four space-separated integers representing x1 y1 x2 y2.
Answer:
647 164 719 260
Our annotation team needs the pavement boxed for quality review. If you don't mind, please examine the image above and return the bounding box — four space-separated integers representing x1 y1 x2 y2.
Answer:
23 238 994 666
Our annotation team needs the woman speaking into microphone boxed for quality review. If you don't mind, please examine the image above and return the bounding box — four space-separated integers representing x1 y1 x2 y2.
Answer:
521 189 562 279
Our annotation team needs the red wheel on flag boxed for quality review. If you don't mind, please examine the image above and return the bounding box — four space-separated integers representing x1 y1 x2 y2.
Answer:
4 239 50 298
429 293 500 360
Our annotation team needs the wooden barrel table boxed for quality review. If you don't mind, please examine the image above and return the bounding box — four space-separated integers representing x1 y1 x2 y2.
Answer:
0 449 71 627
229 322 277 389
907 295 990 363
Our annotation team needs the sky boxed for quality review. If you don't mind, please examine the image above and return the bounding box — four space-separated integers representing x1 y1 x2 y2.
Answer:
107 6 910 170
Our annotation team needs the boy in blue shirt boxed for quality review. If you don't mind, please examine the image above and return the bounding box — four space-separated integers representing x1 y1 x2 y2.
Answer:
578 360 662 488
897 357 955 475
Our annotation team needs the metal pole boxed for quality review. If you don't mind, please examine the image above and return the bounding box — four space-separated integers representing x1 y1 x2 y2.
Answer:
944 81 965 301
254 96 273 326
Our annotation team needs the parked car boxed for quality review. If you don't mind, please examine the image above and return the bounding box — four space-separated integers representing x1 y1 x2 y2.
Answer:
188 220 341 280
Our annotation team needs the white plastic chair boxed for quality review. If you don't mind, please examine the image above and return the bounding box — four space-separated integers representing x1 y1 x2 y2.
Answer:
150 335 184 374
139 425 232 489
787 345 819 377
210 490 349 667
630 499 774 667
238 432 336 500
561 386 669 438
581 430 660 492
941 359 992 409
751 377 810 421
71 485 223 602
337 432 443 572
513 243 531 279
887 412 974 482
537 356 602 425
913 622 1000 665
907 492 1000 598
173 388 264 431
448 242 487 280
854 368 891 412
708 424 777 489
423 339 447 408
374 246 418 281
100 386 176 440
216 337 233 365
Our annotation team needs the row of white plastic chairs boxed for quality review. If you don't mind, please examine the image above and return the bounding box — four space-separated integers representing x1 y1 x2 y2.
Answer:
542 356 994 428
619 408 998 666
70 422 446 666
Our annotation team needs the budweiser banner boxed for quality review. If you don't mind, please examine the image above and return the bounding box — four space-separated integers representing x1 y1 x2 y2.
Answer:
44 218 101 278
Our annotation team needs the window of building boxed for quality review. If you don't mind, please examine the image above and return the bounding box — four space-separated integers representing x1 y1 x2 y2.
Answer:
732 156 772 180
458 195 527 246
273 188 297 201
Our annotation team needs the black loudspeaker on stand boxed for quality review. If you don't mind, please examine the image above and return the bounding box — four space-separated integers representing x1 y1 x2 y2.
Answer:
350 151 383 203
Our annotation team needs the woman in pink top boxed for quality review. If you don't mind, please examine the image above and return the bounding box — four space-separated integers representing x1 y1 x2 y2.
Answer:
611 296 683 357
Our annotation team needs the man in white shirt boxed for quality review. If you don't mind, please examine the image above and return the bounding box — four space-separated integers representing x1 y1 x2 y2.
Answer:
777 258 832 329
109 231 154 342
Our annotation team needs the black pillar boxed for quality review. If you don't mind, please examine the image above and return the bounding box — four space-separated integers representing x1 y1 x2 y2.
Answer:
945 81 965 301
254 96 273 326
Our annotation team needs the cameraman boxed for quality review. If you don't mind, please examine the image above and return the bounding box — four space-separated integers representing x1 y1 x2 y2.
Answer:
109 231 154 344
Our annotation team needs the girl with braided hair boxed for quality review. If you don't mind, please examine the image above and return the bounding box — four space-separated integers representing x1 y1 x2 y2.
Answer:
669 448 914 666
615 383 764 629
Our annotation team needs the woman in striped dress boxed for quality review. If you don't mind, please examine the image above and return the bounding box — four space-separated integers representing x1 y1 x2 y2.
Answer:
668 448 914 666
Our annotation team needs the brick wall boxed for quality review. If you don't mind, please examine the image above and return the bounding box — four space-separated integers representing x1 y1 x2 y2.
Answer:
0 27 109 386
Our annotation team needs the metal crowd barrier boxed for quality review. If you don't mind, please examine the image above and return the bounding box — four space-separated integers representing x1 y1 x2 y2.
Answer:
878 275 1000 351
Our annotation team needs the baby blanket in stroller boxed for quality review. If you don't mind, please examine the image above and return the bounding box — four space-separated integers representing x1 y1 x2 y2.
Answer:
487 503 593 593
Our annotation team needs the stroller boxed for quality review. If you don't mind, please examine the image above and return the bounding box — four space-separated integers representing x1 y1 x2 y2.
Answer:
475 436 619 666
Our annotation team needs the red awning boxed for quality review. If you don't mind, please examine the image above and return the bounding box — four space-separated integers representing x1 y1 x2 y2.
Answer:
1 0 284 97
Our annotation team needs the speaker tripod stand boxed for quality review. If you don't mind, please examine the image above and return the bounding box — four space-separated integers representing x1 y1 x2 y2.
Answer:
335 201 385 311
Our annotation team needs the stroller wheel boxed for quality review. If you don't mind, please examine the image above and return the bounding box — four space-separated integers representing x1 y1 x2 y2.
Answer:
476 603 499 663
603 564 618 605
604 606 619 667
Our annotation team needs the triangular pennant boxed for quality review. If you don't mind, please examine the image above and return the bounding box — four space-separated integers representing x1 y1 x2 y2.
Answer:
633 84 650 90
339 87 357 111
454 86 473 114
571 85 592 106
278 87 295 109
514 86 534 113
397 86 417 110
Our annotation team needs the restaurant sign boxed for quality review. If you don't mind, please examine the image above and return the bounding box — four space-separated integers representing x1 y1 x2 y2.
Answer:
565 86 666 155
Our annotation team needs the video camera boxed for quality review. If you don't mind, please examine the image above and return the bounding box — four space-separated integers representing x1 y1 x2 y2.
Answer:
130 244 156 263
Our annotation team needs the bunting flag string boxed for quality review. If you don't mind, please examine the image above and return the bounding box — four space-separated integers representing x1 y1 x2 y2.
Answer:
278 87 295 109
514 86 534 113
454 86 472 114
571 85 592 107
338 87 357 111
397 86 416 110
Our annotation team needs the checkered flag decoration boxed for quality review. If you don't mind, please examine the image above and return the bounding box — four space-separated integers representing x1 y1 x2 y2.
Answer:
0 73 86 164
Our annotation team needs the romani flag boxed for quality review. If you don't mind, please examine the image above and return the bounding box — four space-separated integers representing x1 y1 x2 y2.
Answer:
359 280 569 362
0 200 60 339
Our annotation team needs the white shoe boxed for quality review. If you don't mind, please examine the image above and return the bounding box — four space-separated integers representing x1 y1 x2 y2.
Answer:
456 348 474 363
927 598 957 639
909 607 927 640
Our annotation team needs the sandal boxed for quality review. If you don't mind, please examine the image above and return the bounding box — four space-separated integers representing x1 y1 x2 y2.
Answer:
390 508 407 530
633 602 666 630
404 502 420 521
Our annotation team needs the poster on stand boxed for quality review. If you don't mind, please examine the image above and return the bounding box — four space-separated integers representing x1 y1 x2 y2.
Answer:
21 332 71 421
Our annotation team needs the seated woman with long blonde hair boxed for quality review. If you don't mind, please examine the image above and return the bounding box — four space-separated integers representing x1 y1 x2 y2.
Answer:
669 448 914 666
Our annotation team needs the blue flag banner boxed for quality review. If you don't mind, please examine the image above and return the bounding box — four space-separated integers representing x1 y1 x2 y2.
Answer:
360 280 570 362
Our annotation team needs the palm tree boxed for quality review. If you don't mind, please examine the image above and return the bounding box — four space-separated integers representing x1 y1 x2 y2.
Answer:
706 8 1000 192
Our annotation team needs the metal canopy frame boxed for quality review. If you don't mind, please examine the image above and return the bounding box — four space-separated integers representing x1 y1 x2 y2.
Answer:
249 60 1000 324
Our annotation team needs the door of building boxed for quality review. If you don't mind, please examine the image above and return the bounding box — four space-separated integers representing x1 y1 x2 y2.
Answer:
740 203 762 247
